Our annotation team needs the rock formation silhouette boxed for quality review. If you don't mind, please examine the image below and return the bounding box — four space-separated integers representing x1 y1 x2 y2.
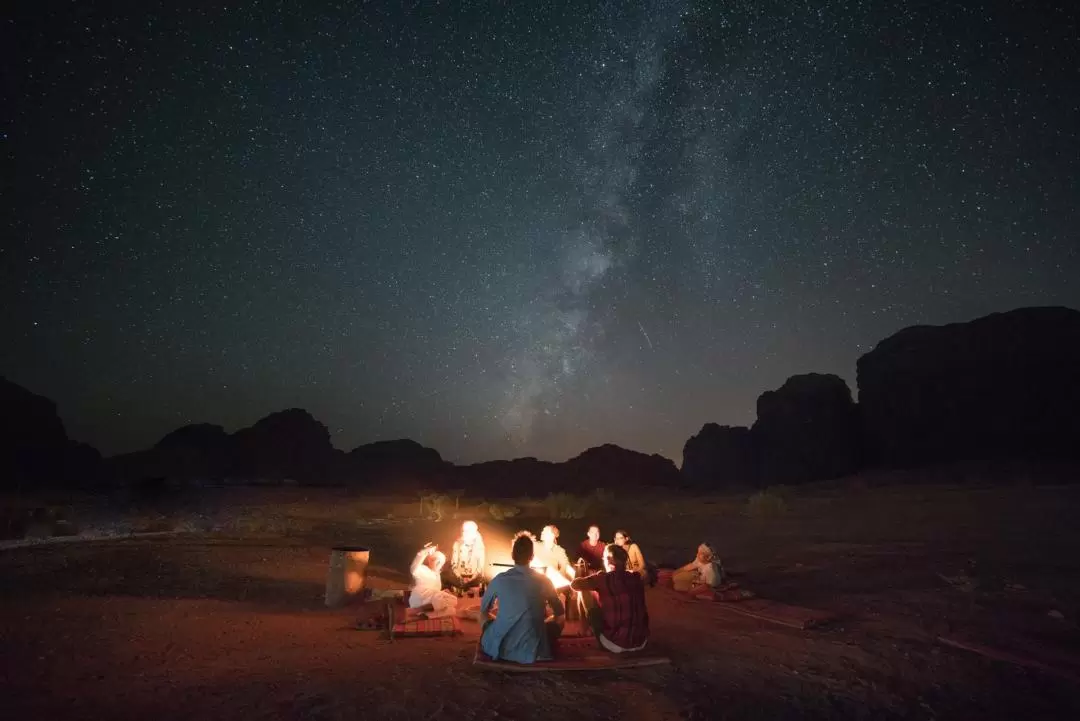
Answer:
752 373 861 484
0 376 102 489
857 306 1080 466
681 423 758 489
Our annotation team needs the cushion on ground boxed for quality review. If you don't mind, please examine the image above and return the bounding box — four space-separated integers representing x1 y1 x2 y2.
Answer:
473 638 671 672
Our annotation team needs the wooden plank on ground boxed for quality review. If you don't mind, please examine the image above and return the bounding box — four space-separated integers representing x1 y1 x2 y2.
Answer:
705 598 839 630
937 636 1080 684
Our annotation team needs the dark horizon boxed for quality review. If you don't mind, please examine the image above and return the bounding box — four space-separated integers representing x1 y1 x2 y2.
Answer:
5 2 1078 464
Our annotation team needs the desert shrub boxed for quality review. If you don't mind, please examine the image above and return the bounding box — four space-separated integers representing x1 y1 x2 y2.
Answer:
488 503 521 521
746 487 788 518
417 490 436 518
17 505 79 539
226 509 291 536
446 489 466 509
129 513 176 534
425 494 450 521
592 487 616 505
544 492 591 519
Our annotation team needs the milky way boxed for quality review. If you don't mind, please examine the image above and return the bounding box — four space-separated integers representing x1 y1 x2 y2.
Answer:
500 0 688 446
3 1 1078 463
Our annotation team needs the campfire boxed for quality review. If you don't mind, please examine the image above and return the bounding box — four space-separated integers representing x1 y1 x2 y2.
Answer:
535 561 572 589
489 561 573 589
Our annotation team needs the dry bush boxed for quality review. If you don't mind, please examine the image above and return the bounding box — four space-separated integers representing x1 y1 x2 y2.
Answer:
224 508 293 536
746 487 788 518
488 502 520 521
542 488 616 520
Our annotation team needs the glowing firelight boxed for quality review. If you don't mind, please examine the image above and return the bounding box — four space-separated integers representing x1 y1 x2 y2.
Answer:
487 530 577 591
538 563 572 589
488 560 573 589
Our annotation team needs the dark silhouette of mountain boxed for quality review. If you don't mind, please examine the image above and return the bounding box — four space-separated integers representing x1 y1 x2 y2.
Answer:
681 423 758 489
682 374 860 489
0 376 102 489
9 305 1080 496
229 409 340 483
449 444 679 497
857 306 1080 466
752 373 861 484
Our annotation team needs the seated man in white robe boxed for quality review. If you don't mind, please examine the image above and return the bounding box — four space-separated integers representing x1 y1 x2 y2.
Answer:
407 543 458 619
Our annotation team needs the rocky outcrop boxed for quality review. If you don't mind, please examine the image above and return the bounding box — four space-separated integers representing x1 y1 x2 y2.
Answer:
564 443 681 490
230 409 339 483
0 376 102 488
857 306 1080 465
751 373 861 484
345 439 447 487
681 423 758 489
446 445 679 497
448 457 558 497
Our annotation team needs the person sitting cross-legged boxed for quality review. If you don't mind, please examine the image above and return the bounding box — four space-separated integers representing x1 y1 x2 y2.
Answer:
571 544 649 653
445 520 486 595
613 529 646 578
407 543 459 620
671 543 724 597
479 534 565 664
578 524 606 573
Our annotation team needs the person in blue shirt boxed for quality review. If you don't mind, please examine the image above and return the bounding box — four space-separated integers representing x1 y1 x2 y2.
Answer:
479 533 565 663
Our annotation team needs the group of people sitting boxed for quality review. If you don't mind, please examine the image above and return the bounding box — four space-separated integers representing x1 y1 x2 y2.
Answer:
480 530 649 662
405 519 726 664
405 520 487 622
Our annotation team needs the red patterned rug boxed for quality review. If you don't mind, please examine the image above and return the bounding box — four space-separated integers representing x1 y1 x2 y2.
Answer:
390 613 463 638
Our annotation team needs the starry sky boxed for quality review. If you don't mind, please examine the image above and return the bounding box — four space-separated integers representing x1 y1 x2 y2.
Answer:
3 0 1078 464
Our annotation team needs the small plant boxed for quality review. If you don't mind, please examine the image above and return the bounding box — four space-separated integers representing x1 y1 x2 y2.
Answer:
426 494 449 522
592 487 615 505
543 492 591 520
746 487 788 518
488 503 521 521
417 489 436 518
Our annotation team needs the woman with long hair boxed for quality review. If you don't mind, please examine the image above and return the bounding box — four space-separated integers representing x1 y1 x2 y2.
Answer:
612 529 646 577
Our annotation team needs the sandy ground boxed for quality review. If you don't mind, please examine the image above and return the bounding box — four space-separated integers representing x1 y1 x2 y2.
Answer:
2 482 1080 720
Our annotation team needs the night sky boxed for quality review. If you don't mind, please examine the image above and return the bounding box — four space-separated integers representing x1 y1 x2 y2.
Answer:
4 1 1078 464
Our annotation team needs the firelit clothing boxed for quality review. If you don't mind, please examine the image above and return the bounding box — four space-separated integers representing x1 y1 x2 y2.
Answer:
409 548 457 617
451 536 486 579
480 565 565 663
534 542 573 577
624 542 646 576
578 540 606 571
573 569 649 652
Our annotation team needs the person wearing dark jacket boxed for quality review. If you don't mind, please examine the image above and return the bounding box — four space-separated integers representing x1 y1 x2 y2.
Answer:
571 544 649 653
578 525 606 572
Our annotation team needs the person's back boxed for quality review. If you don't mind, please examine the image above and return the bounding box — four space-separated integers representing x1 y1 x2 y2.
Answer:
572 545 649 652
480 536 564 663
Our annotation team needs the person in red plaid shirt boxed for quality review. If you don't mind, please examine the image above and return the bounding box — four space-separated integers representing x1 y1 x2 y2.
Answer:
570 544 649 653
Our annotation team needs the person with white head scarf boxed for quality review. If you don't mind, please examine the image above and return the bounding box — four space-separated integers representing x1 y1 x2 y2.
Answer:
448 520 486 594
408 542 459 619
671 543 724 595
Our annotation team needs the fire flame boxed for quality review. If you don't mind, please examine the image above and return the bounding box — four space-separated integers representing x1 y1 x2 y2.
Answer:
545 567 571 589
530 558 573 589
